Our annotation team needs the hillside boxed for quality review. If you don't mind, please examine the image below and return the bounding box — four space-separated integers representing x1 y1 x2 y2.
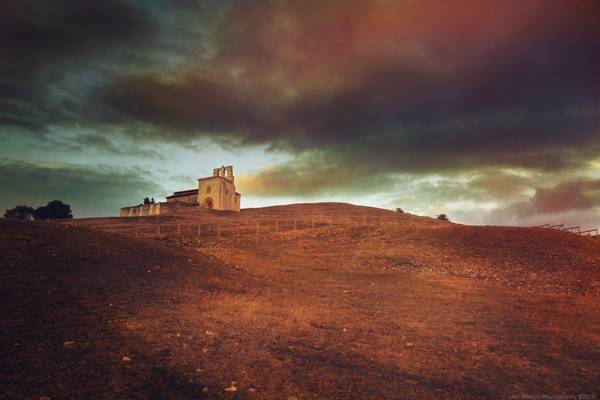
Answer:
1 203 599 399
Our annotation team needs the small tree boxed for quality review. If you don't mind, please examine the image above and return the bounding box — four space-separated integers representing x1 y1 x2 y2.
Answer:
4 205 35 220
143 197 151 205
437 213 449 221
33 200 73 220
395 208 404 213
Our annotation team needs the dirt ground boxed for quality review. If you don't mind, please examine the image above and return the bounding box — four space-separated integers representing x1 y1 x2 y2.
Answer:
1 206 599 399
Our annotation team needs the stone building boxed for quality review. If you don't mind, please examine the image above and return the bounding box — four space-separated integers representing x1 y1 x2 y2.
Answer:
120 165 241 216
165 166 241 211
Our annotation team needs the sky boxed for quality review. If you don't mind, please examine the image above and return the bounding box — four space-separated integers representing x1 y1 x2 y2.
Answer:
1 0 599 227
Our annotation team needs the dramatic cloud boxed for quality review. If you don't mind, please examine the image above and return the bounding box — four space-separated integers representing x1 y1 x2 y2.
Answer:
82 1 600 174
92 75 256 138
399 175 600 228
0 161 165 217
1 0 599 223
0 0 155 130
509 179 600 216
237 155 396 197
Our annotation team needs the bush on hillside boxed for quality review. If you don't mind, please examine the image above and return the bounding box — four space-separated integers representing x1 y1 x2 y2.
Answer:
4 205 35 220
33 200 73 220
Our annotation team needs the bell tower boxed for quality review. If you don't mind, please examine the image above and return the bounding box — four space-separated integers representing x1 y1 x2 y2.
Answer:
212 165 234 183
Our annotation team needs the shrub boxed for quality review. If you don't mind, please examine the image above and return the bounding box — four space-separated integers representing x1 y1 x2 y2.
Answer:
437 213 449 221
33 200 73 220
395 208 404 213
4 205 35 220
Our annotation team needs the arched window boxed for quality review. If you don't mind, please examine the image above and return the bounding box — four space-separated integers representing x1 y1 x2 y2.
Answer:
206 186 211 194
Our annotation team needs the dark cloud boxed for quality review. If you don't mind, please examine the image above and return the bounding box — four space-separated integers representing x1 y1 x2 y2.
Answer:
0 0 155 130
84 0 600 175
2 0 600 222
0 161 165 217
91 75 257 138
74 133 166 159
511 179 600 217
5 1 600 170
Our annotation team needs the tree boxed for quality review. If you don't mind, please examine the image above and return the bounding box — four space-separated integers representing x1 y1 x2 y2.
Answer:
437 213 449 221
4 205 34 220
33 200 73 220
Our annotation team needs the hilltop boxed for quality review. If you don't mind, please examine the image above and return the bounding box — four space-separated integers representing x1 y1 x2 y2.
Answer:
1 203 599 399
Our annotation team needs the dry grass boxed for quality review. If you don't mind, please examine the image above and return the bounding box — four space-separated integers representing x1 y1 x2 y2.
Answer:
2 204 600 399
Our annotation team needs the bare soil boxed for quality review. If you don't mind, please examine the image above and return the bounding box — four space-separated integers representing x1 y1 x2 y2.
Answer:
1 204 599 399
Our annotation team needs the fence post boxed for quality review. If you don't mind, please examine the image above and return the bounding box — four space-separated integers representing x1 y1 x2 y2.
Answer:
294 219 297 230
363 215 367 225
135 228 139 238
198 225 201 237
312 217 315 229
275 219 279 233
217 224 221 239
330 215 333 230
256 221 260 236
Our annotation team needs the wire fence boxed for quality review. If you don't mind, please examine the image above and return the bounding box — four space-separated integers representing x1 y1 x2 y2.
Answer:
533 223 599 238
62 214 600 242
81 214 401 240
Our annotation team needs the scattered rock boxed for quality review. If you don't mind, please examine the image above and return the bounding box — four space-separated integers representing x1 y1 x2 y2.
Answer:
224 381 238 392
156 348 172 357
122 356 132 362
202 348 209 354
63 341 76 347
248 388 257 394
202 386 209 393
405 342 414 347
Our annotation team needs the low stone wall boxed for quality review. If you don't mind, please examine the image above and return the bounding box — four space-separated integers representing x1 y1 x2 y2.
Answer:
119 202 197 217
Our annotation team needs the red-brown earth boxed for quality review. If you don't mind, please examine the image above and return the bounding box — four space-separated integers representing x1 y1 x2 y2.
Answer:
1 203 599 399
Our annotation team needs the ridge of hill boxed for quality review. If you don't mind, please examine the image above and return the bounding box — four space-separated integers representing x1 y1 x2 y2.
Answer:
67 202 436 225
